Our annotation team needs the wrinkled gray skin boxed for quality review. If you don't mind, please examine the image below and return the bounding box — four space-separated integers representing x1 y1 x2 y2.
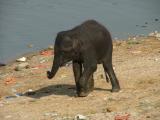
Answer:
47 20 120 97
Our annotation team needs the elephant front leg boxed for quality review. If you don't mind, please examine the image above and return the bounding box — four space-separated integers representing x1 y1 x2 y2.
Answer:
78 64 97 97
72 61 82 94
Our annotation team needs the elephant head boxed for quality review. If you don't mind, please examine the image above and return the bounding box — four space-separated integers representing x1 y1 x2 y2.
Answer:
47 32 80 79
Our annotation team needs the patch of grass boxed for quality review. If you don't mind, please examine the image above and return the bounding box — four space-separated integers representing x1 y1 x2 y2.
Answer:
127 40 141 45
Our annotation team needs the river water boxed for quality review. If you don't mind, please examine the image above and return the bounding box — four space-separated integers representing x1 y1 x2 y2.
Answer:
0 0 160 63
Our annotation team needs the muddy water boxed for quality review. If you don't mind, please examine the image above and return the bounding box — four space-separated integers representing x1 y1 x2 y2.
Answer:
0 0 160 63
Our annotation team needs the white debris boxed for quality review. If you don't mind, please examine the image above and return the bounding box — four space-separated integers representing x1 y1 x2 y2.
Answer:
16 57 27 62
148 31 160 40
75 114 88 120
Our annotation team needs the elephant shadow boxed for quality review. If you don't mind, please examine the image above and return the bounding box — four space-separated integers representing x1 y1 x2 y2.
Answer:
24 84 76 98
24 84 111 99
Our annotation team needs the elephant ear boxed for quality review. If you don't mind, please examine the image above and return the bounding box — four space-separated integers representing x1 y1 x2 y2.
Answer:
73 38 80 51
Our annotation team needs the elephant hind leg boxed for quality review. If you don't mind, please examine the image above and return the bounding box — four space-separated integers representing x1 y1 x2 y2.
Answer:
102 60 120 92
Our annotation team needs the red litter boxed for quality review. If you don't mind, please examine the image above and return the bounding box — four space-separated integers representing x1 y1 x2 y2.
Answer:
115 114 130 120
40 50 53 56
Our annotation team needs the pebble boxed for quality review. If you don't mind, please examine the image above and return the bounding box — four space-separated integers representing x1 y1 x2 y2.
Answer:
15 62 30 71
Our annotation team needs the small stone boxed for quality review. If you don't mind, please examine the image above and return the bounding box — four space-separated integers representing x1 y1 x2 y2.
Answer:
75 114 88 120
15 62 30 71
16 57 27 62
146 115 151 118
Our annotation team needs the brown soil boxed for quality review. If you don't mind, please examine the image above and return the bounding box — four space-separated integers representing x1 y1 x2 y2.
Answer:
0 37 160 120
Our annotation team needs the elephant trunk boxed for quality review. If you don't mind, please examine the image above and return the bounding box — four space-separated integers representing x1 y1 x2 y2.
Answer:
47 55 60 79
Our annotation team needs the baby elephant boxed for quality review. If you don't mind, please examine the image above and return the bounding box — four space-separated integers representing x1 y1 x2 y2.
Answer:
47 20 120 97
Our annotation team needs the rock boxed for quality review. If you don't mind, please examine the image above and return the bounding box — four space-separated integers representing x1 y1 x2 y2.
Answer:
75 114 88 120
15 62 30 71
0 62 6 66
16 57 27 62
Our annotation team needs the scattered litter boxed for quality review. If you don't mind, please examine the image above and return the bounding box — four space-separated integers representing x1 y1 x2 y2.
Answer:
115 114 130 120
40 50 53 56
15 62 30 71
16 57 27 62
75 114 88 120
4 77 17 85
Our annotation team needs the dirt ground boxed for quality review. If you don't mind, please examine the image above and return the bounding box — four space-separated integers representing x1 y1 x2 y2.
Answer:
0 37 160 120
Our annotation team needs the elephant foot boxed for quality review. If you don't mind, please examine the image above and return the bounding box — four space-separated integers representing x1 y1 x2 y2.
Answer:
77 91 90 97
77 88 92 97
47 71 53 79
111 87 120 92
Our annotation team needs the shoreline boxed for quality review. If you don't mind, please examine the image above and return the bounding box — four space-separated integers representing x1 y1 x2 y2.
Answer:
0 35 154 67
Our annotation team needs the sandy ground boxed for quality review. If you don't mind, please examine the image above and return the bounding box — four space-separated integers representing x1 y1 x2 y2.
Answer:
0 37 160 120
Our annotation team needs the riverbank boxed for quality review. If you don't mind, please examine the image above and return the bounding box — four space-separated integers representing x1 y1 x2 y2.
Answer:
0 36 160 120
